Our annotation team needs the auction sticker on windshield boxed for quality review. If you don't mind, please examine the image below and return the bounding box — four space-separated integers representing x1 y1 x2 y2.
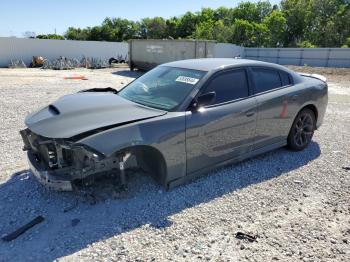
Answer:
175 76 200 85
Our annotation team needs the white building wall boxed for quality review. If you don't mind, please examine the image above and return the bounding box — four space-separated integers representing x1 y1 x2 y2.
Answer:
0 37 128 67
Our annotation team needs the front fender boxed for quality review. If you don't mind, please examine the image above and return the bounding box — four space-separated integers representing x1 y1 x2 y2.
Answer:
77 112 187 184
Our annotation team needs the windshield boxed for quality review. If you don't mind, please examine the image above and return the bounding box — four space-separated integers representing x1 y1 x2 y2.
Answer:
119 66 206 110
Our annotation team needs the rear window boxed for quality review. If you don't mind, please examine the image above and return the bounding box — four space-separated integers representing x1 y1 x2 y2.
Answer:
280 71 292 86
252 68 282 94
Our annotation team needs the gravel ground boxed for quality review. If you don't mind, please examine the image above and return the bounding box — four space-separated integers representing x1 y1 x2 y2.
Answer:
0 66 349 262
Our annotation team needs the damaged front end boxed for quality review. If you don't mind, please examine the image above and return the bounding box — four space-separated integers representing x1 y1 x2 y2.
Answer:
20 128 126 191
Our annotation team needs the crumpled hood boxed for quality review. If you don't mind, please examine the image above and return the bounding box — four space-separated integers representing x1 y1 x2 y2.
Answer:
25 92 166 138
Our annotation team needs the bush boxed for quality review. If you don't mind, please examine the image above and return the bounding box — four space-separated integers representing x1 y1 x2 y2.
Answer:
296 41 316 48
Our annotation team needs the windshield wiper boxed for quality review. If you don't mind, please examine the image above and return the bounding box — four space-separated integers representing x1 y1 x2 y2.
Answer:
134 97 170 109
123 96 169 111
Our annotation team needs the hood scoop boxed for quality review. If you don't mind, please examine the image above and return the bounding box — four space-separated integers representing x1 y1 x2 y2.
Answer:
79 87 118 94
48 105 60 115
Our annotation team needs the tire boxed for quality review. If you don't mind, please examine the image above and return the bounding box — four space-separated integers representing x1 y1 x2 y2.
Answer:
287 108 316 151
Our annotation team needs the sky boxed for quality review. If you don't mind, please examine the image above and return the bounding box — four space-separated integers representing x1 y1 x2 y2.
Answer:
0 0 279 37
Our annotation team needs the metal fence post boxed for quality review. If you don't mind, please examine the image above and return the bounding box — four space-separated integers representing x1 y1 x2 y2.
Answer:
299 49 304 66
326 48 331 67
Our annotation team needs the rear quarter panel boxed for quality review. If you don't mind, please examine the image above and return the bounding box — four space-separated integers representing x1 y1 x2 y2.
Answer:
296 77 328 129
253 73 328 150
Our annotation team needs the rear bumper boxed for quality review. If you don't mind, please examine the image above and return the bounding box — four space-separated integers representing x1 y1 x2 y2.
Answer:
27 151 73 191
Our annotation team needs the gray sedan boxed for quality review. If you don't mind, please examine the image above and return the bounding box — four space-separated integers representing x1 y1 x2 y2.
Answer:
20 58 328 191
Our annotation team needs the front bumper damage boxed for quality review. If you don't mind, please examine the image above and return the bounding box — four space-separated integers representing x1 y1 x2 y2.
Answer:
27 151 73 191
20 128 127 191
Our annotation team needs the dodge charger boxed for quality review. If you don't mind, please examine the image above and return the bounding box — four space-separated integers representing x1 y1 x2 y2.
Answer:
20 58 328 191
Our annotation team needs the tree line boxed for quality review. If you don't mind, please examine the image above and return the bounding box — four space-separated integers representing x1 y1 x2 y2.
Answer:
37 0 350 48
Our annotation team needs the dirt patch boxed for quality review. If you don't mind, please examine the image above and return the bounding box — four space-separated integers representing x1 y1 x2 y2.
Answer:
287 65 350 85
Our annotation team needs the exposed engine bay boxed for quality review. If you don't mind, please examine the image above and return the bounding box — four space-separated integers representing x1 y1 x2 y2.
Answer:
20 128 131 191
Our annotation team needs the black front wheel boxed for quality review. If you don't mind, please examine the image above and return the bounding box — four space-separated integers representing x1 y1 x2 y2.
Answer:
287 108 316 151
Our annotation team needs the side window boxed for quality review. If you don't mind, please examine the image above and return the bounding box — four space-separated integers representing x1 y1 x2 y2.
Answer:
252 68 282 94
280 71 292 86
203 69 249 105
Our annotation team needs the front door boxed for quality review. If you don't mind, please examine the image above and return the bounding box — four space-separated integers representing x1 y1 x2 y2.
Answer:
185 68 257 174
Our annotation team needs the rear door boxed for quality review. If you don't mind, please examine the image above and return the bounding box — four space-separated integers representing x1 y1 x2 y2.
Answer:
185 68 257 174
250 67 298 150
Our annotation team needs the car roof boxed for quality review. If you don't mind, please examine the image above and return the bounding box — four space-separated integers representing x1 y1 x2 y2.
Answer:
163 58 289 72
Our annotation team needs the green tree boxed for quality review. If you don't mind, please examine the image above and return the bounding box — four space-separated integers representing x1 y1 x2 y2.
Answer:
214 6 235 25
36 34 65 40
87 26 103 41
253 23 269 47
166 17 180 39
322 1 350 47
256 1 273 20
176 12 199 38
65 27 90 40
263 10 287 46
296 40 317 48
231 19 268 47
192 22 214 40
281 0 313 46
140 17 167 39
233 2 260 22
233 1 272 23
306 0 345 47
213 20 234 43
101 18 140 41
62 0 350 47
192 8 216 40
341 36 350 47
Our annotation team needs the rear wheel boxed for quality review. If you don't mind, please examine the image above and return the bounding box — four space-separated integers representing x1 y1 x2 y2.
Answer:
287 108 316 151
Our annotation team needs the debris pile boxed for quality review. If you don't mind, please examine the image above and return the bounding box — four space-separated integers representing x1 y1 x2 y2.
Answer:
41 56 111 70
81 57 109 69
7 54 128 70
109 54 128 65
30 56 46 67
42 56 80 70
8 59 27 68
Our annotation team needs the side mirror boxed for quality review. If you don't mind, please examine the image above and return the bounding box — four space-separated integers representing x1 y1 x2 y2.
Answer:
192 92 216 109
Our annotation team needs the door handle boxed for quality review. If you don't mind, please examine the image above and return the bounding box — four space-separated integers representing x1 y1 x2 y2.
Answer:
246 111 255 117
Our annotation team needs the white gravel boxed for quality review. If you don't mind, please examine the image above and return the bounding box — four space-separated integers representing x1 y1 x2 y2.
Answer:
0 67 349 262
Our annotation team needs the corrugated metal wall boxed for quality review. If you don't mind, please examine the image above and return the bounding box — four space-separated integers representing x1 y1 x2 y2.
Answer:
213 43 244 58
129 39 220 70
244 48 350 68
0 37 128 67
